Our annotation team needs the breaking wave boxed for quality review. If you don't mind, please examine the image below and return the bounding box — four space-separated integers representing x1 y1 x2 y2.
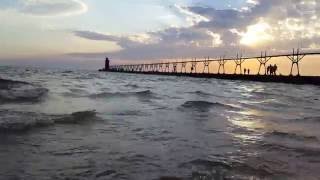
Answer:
0 78 48 103
0 110 97 132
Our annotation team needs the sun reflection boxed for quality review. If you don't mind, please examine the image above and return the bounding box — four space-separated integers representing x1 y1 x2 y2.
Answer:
227 110 267 143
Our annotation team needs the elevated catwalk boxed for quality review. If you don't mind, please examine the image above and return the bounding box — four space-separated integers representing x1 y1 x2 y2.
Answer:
101 49 320 86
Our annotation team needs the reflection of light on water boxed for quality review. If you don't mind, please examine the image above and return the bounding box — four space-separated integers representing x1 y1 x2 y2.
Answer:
237 109 273 117
227 110 267 144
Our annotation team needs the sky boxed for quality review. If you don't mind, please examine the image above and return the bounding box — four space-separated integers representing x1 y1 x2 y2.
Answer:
0 0 320 71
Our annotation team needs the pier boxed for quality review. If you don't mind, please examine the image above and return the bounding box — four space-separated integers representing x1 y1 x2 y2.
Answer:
101 49 320 85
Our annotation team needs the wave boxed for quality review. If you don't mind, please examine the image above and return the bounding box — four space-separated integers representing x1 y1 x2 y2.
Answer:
0 110 97 133
292 116 320 123
112 110 147 116
180 101 239 111
187 90 212 96
265 131 318 142
0 78 48 103
89 90 156 99
261 142 320 158
61 70 73 73
124 83 139 89
179 157 276 179
54 110 97 124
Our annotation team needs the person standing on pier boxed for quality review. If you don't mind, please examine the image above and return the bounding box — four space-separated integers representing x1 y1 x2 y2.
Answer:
273 64 278 75
267 65 272 75
244 68 247 75
173 66 177 73
248 69 250 75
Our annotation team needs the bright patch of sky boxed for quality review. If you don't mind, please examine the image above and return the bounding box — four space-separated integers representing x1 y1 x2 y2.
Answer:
0 0 260 63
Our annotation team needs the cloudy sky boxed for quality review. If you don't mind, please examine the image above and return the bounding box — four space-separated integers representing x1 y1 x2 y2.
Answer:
0 0 319 69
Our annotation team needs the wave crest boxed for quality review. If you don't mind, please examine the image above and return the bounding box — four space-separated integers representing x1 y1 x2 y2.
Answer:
54 110 97 124
0 110 97 133
0 78 48 103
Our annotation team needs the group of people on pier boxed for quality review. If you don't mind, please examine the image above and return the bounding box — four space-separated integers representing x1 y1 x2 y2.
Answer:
243 64 278 75
244 68 251 75
267 64 278 75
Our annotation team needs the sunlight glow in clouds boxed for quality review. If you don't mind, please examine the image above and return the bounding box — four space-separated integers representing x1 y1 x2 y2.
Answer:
206 31 222 47
174 4 210 26
240 20 274 47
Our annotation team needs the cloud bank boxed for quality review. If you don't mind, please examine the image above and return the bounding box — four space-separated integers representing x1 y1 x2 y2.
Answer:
72 0 320 61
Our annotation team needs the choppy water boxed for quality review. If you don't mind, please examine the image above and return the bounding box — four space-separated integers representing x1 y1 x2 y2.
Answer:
0 66 320 180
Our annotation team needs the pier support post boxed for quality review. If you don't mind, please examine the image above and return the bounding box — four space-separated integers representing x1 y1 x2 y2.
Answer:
257 51 271 75
173 62 177 73
154 64 158 72
203 57 210 74
159 64 163 72
287 48 305 76
234 53 245 74
191 58 197 73
144 64 149 72
218 56 227 74
165 63 170 72
181 62 187 73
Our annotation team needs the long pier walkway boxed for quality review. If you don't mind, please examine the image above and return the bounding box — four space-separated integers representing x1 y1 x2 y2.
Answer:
103 49 320 85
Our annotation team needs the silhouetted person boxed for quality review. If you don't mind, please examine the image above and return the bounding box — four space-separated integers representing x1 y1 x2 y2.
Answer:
248 69 250 75
191 67 194 73
173 66 177 73
273 64 278 75
244 68 247 75
267 64 272 75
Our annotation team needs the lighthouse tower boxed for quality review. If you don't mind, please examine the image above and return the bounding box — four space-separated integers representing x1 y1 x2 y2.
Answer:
105 57 110 71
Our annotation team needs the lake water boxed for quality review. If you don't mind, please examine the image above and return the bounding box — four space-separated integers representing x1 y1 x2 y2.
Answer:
0 66 320 180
